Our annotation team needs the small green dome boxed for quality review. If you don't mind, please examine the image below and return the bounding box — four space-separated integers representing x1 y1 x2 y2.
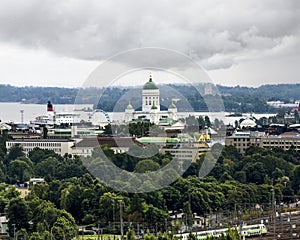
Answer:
169 102 177 109
143 75 158 90
126 102 134 110
151 104 158 110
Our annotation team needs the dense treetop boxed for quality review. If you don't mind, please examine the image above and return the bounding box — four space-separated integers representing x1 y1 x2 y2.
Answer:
1 130 300 239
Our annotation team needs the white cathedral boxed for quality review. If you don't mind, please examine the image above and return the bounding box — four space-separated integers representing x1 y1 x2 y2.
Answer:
125 75 178 124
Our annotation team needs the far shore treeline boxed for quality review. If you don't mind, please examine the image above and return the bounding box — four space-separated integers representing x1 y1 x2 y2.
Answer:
0 83 300 113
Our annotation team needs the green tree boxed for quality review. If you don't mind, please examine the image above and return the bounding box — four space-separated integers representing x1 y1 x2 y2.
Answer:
8 158 34 183
7 197 30 236
292 165 300 193
29 232 44 240
277 109 286 120
35 156 59 177
144 205 168 230
204 116 211 127
128 194 145 222
103 124 112 135
183 201 193 229
144 229 157 240
32 201 59 230
243 162 266 184
219 171 233 183
31 183 49 200
28 147 58 164
16 228 29 240
126 228 136 240
7 144 25 160
134 159 160 173
160 186 181 210
226 227 242 240
99 192 124 223
52 215 77 240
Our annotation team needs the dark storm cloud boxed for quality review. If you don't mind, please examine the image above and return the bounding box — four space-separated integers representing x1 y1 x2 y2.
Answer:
0 0 299 70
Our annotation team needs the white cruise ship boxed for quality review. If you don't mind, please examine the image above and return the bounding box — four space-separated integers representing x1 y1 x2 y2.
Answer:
30 101 81 126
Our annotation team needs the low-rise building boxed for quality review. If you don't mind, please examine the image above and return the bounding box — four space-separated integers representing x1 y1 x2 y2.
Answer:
169 211 205 232
225 131 300 153
161 142 210 162
225 131 263 154
0 216 8 234
6 138 75 156
72 137 143 157
15 187 30 198
0 122 11 134
261 132 300 151
47 126 103 139
161 146 199 162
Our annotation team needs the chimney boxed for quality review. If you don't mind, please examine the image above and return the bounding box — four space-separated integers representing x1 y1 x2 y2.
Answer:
42 127 48 139
71 126 78 138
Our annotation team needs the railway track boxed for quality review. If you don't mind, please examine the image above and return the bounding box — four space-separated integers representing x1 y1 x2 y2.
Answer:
216 210 300 239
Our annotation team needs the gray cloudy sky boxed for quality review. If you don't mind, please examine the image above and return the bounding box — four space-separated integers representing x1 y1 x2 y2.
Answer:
0 0 299 87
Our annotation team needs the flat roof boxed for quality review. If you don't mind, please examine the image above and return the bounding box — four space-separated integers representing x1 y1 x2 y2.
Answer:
137 137 179 143
226 136 251 138
73 137 143 148
8 138 74 142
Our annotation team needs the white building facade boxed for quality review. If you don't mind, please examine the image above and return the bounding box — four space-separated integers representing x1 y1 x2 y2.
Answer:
6 139 75 156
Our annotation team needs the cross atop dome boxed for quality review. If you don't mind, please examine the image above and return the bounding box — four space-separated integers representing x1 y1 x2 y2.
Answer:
143 73 158 90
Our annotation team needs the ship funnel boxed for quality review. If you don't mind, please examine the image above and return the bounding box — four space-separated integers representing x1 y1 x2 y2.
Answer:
47 101 54 112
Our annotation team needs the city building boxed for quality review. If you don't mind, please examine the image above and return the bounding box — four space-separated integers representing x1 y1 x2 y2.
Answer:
266 101 299 108
169 211 205 231
225 130 300 153
225 131 263 154
239 118 257 129
0 216 8 234
125 74 178 124
0 122 11 134
160 140 210 162
161 146 199 162
46 126 103 139
15 186 30 198
6 138 75 156
72 137 143 157
261 132 300 151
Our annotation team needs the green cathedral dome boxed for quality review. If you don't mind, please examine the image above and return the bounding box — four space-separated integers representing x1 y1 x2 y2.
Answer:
143 75 158 90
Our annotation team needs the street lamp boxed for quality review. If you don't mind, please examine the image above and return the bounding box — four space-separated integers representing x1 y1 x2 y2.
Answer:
50 226 54 240
20 110 24 124
288 216 292 240
12 224 16 240
270 188 276 234
119 200 124 240
113 200 115 232
97 222 100 240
